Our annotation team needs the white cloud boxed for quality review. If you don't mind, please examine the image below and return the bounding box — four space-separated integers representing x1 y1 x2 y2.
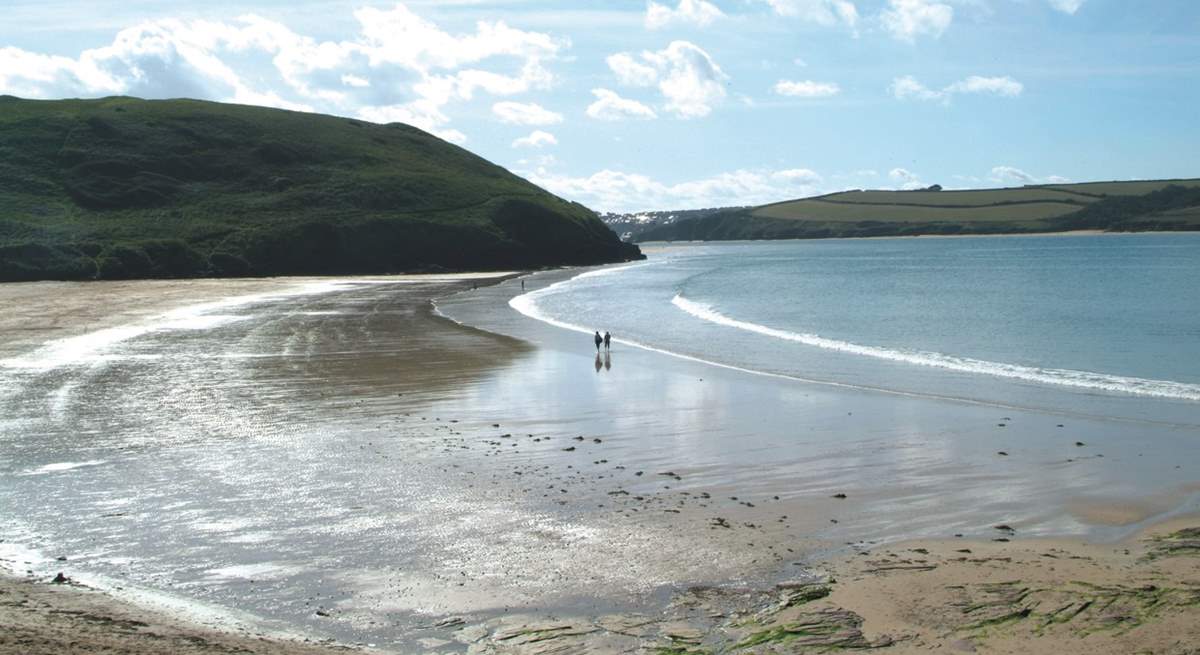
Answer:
889 75 944 101
646 0 725 29
1047 0 1085 14
492 101 563 125
513 130 558 148
946 75 1023 97
0 6 567 146
607 52 658 87
608 41 728 118
523 166 826 212
880 0 953 42
586 88 658 121
772 168 822 183
758 0 860 31
990 166 1035 184
891 74 1023 103
773 79 840 97
888 167 929 189
990 166 1069 185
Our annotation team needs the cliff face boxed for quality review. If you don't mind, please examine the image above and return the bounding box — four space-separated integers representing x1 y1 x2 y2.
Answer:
0 96 641 281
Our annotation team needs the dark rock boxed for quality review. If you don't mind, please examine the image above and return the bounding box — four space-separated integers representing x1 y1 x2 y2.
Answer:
832 493 847 499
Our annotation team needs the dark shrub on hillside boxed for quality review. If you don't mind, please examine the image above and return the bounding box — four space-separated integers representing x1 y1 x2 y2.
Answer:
0 242 93 280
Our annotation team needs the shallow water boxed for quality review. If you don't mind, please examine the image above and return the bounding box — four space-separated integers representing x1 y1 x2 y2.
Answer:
493 235 1200 424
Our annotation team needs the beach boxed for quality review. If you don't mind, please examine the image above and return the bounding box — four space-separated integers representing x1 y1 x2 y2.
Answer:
1 266 1198 653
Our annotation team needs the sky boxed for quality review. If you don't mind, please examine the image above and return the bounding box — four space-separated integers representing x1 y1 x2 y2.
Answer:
1 0 1198 212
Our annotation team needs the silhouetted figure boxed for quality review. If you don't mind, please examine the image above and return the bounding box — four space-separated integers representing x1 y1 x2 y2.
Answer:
521 279 525 290
594 331 602 352
603 331 611 350
594 352 603 373
604 351 611 371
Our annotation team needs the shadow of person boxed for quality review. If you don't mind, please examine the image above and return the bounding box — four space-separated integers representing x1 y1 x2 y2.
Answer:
604 351 611 371
594 352 603 373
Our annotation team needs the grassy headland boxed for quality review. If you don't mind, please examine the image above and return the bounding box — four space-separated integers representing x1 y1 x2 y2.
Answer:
0 96 640 281
633 179 1200 242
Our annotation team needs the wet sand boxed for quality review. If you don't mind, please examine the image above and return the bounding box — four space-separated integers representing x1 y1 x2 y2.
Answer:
0 571 361 655
1 273 1198 653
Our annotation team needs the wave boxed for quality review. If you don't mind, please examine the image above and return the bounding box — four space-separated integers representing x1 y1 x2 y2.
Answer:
507 261 655 337
671 294 1200 401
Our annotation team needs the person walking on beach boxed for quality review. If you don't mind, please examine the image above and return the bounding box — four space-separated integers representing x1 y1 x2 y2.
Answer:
594 331 603 352
603 331 611 350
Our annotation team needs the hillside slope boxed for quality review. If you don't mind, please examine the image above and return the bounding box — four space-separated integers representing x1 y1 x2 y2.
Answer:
635 180 1200 242
0 96 641 281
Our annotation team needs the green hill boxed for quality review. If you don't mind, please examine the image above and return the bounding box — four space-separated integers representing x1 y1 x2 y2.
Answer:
0 96 641 281
636 179 1200 242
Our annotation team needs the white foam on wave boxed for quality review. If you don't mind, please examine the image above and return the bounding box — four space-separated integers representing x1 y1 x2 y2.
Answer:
672 294 1200 401
507 262 654 337
506 263 895 397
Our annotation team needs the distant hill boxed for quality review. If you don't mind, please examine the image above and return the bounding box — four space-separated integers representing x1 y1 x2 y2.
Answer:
600 207 749 241
0 96 641 281
634 179 1200 242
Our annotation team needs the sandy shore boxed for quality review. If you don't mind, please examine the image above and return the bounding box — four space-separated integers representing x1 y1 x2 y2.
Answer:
0 571 363 655
5 518 1194 654
433 518 1200 654
1 273 1198 654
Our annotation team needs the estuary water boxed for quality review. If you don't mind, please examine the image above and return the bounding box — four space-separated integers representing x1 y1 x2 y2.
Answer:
506 234 1200 426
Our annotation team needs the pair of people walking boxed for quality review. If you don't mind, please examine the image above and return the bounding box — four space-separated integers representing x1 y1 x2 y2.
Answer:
593 330 611 352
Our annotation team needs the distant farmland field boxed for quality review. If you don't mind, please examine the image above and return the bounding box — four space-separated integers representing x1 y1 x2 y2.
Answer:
635 178 1200 242
1044 179 1200 196
815 188 1098 207
753 199 1082 223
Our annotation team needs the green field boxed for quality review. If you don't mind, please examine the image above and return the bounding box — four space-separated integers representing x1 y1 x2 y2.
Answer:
810 188 1098 207
1043 179 1200 197
637 179 1200 242
0 96 640 281
754 199 1082 223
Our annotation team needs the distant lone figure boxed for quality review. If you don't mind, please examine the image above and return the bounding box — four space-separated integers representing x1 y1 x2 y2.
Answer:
594 331 603 352
603 331 611 350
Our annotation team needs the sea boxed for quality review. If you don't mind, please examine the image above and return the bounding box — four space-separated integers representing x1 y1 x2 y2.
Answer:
497 233 1200 427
